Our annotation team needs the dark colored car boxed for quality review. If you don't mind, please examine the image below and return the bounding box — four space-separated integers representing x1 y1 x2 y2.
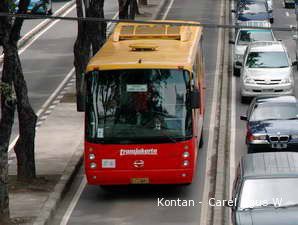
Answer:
234 2 273 24
15 0 52 15
227 152 298 225
240 96 298 153
284 0 295 8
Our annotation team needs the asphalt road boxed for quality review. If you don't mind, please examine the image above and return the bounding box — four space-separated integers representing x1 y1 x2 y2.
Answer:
48 0 225 225
21 0 74 37
230 0 298 193
5 0 118 147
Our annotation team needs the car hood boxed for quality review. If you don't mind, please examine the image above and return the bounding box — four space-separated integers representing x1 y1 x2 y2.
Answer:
244 67 292 80
249 120 298 135
238 13 269 21
235 45 247 56
236 208 298 225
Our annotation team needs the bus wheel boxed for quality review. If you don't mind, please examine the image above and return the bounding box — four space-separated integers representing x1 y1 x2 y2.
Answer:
199 131 204 148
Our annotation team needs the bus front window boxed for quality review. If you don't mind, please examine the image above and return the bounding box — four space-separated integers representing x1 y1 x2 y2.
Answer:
86 69 193 144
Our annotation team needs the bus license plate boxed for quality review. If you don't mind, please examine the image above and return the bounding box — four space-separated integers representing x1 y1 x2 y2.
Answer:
271 143 287 149
131 178 149 184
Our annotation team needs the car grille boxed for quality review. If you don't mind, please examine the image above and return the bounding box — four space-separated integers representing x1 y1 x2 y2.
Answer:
269 135 289 143
254 79 282 85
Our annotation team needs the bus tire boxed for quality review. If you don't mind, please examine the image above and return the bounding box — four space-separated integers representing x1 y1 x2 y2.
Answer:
199 131 204 148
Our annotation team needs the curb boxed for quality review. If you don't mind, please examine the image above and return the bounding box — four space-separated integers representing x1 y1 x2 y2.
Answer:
212 0 230 224
31 1 170 225
0 0 75 64
33 143 83 225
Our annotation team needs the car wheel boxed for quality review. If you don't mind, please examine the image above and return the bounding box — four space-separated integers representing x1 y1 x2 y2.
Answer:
233 67 240 76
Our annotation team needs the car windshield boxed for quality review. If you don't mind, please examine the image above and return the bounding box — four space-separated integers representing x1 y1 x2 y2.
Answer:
250 102 298 121
240 3 266 14
246 51 289 68
85 69 193 144
239 178 298 209
237 30 274 45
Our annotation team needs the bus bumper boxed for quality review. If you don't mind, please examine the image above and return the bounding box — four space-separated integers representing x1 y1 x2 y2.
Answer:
86 169 194 185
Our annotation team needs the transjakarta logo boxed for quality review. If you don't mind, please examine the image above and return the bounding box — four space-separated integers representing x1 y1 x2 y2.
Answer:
120 148 158 156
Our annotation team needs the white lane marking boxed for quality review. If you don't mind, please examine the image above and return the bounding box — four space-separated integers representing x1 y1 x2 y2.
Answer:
0 1 75 61
8 68 75 152
286 11 290 17
58 4 175 225
18 5 76 55
162 0 175 20
60 178 87 225
199 0 225 223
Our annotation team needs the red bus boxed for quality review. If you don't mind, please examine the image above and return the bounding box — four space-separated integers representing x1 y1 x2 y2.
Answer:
84 21 205 185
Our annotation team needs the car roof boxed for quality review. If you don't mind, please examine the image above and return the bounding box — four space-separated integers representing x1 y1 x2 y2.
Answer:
255 95 297 104
248 41 285 52
238 20 271 29
241 152 298 179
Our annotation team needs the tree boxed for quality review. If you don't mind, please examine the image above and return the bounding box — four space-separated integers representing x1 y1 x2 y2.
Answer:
118 0 139 19
74 0 107 112
0 0 38 222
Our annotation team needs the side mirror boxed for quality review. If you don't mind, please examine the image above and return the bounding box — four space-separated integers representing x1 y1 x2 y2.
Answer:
235 61 243 67
292 61 298 66
229 40 235 44
240 115 247 121
231 9 236 13
190 88 200 109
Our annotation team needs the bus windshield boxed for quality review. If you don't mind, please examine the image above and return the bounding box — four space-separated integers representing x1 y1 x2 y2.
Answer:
85 69 193 144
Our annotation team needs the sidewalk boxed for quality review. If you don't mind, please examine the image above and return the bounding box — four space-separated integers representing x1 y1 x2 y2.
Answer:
8 1 168 225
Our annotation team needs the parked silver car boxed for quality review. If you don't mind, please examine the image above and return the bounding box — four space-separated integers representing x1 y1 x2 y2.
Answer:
232 21 275 76
240 41 295 103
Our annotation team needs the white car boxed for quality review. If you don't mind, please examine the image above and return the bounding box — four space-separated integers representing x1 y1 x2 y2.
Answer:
240 41 295 103
232 21 275 76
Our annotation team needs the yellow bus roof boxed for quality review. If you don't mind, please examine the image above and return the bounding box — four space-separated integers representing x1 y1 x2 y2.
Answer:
86 21 202 72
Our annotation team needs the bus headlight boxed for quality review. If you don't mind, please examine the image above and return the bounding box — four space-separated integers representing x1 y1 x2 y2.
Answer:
90 162 97 169
183 160 190 167
182 152 190 158
89 153 95 160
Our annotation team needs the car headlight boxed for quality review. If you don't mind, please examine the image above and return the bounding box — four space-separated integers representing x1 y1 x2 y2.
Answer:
244 77 255 84
291 134 298 139
280 77 291 84
252 134 267 140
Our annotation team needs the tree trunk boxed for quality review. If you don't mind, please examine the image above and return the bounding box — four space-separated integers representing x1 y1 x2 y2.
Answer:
13 50 37 181
74 0 91 112
118 0 138 19
74 0 107 112
0 52 17 224
87 0 106 55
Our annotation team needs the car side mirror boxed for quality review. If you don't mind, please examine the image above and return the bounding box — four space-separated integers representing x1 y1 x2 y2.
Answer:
292 61 298 66
231 9 236 13
190 88 200 109
240 115 247 121
268 9 273 13
229 40 235 44
235 61 243 67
